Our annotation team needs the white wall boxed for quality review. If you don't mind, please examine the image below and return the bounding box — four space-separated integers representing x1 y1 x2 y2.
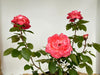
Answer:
1 0 97 75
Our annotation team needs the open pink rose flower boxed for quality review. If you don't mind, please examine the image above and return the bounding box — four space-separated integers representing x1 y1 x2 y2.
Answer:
45 33 73 59
67 10 83 22
11 15 31 29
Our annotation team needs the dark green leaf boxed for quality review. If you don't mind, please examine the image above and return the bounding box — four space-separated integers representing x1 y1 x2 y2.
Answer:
11 35 20 43
73 36 84 43
69 36 73 39
79 63 85 68
93 43 100 52
66 24 72 30
70 54 78 65
33 71 38 75
38 50 47 55
17 42 25 49
87 43 93 47
27 43 33 49
88 51 96 57
49 62 56 74
11 49 20 57
21 48 31 61
79 25 87 31
18 42 25 46
3 48 14 56
35 52 41 57
69 69 78 75
24 64 31 70
26 30 34 34
36 59 50 63
9 27 20 32
77 20 89 24
31 52 36 57
86 64 93 75
82 55 92 65
77 42 82 48
72 25 77 31
30 66 34 70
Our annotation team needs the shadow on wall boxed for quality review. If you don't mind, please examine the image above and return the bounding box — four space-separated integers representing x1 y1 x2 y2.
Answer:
96 0 100 74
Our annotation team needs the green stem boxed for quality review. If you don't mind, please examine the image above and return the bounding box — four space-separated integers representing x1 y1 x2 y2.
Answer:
20 31 45 74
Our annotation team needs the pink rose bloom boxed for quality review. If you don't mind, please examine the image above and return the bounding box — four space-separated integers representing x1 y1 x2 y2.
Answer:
11 15 31 29
45 33 73 59
83 34 89 40
67 10 83 22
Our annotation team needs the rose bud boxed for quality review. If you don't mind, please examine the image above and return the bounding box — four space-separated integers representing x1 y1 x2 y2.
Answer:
83 34 89 40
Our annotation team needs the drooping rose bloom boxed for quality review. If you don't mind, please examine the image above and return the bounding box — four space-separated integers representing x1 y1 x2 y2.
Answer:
45 33 73 59
67 10 83 22
11 15 31 29
83 34 89 40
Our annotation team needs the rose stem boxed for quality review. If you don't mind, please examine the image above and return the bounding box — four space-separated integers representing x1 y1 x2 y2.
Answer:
20 31 45 74
72 29 77 48
83 40 87 52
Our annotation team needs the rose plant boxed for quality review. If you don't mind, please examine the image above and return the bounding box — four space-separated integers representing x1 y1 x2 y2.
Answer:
3 10 100 75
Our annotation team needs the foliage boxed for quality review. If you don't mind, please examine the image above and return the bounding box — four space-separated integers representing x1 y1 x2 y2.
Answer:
3 11 100 75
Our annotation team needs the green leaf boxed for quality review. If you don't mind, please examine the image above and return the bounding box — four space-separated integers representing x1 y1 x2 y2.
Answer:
79 25 87 31
49 62 56 74
77 20 89 24
27 43 33 49
93 43 100 52
21 48 31 61
73 36 84 43
21 35 26 42
87 43 93 47
11 49 20 57
69 36 73 39
79 63 85 68
18 42 25 46
36 59 50 63
69 69 78 75
82 55 92 65
9 27 20 32
11 35 20 43
86 64 93 75
70 54 78 65
26 30 34 34
24 64 31 70
77 42 82 48
17 42 25 49
31 52 36 57
58 67 63 75
66 24 72 30
38 50 47 55
88 51 96 57
33 71 38 75
35 52 41 57
72 25 77 31
18 54 22 60
3 48 14 56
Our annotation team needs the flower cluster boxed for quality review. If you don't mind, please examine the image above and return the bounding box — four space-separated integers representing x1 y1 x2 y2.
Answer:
4 10 100 75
